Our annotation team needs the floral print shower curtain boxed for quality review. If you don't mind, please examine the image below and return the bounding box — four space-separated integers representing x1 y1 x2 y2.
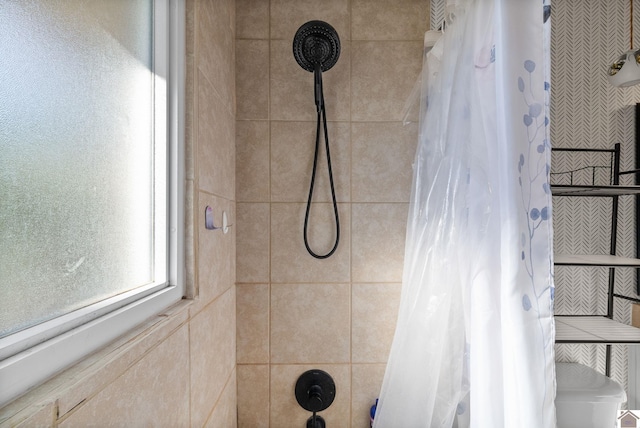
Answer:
374 0 555 426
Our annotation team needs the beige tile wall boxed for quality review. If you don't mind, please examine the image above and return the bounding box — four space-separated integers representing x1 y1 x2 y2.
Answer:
0 1 238 426
235 0 428 426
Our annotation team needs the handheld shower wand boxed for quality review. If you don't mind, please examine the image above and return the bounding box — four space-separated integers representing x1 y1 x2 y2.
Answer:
293 20 341 259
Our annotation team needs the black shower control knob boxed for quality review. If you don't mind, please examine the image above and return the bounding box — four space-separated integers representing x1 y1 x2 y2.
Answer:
308 384 323 412
295 369 336 413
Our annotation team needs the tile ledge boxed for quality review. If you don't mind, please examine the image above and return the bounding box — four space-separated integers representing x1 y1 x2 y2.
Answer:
0 299 193 426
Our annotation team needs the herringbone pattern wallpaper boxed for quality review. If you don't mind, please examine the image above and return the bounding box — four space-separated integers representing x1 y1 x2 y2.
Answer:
551 0 640 396
430 0 444 31
429 0 640 399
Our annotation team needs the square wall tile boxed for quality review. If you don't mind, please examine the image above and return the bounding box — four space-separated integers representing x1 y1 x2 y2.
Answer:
271 283 350 363
237 120 270 202
351 364 387 428
236 0 269 39
271 40 350 122
227 0 236 34
197 194 235 308
12 402 55 428
352 203 408 283
352 121 417 202
59 326 190 428
190 288 236 428
198 70 236 199
270 364 350 427
352 283 402 363
236 203 270 283
197 0 235 113
352 0 428 41
351 41 423 121
271 203 349 283
237 284 269 364
270 0 350 41
271 121 350 202
236 40 269 120
204 369 237 428
237 365 270 428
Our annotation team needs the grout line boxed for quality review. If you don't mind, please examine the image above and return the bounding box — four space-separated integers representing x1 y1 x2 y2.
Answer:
267 2 273 425
347 0 354 423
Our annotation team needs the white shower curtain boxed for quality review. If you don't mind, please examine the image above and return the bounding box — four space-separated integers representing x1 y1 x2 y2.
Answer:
374 0 555 427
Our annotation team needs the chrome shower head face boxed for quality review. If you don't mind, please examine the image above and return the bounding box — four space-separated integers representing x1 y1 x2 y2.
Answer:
293 20 341 72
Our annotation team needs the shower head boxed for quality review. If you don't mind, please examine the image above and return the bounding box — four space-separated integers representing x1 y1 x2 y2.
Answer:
293 21 341 259
293 20 340 73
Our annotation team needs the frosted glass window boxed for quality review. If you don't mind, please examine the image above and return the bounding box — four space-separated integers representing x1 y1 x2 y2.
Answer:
0 0 162 338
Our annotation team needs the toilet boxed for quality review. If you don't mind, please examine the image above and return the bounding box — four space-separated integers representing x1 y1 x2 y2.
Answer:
555 362 627 428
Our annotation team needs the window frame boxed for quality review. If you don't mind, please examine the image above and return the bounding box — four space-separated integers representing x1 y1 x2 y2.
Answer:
0 0 185 407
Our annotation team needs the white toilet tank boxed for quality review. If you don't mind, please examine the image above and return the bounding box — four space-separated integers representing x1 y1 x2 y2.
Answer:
555 362 626 428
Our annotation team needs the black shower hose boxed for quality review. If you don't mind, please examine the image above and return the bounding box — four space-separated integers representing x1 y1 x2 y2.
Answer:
303 67 340 259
